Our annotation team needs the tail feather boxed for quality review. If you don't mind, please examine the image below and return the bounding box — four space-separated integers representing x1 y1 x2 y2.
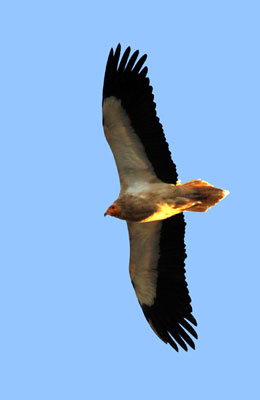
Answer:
177 179 229 213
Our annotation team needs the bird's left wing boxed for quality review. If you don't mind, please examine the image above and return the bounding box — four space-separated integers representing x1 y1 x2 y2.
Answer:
102 44 178 190
127 215 198 352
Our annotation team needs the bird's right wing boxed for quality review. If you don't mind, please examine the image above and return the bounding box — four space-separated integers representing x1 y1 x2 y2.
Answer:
102 44 178 191
127 214 197 352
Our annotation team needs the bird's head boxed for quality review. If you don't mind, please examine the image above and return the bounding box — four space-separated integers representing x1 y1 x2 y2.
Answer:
104 203 121 218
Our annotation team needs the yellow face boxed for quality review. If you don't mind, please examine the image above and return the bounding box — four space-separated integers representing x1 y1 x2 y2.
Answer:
104 203 120 217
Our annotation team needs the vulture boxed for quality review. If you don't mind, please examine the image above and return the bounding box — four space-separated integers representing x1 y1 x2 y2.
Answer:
102 44 228 351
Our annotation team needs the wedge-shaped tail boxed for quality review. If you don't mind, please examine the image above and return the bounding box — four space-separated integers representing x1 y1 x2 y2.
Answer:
177 179 229 213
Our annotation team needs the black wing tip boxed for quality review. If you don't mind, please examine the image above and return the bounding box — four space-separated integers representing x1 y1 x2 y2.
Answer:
107 44 146 72
167 320 197 352
168 316 197 352
142 304 198 352
161 321 197 352
103 44 148 101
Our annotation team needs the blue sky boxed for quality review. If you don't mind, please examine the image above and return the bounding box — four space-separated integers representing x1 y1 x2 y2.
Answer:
1 1 259 399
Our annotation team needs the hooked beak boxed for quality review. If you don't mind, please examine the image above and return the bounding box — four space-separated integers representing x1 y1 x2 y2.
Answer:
104 212 107 216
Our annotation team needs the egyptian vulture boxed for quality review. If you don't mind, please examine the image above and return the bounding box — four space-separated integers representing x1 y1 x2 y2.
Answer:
102 44 228 351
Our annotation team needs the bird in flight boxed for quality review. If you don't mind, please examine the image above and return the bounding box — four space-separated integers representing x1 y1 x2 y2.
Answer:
102 44 228 351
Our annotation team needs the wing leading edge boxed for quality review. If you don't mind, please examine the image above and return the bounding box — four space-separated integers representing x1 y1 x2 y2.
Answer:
128 215 197 352
102 44 178 187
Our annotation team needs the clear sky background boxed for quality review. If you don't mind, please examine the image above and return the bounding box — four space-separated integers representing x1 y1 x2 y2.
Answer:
1 1 259 399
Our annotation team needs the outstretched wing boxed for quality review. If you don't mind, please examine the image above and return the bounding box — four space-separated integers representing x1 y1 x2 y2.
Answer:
127 216 197 352
102 44 178 189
